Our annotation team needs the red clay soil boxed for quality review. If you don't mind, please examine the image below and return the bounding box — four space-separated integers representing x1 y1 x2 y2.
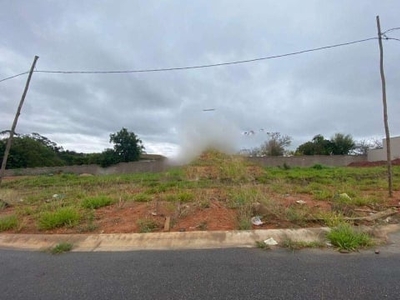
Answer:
0 192 342 234
348 158 400 167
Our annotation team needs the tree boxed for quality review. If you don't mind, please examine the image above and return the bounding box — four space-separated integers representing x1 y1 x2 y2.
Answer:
109 128 144 162
296 133 355 155
253 132 292 156
330 133 355 155
0 134 64 168
296 134 332 155
353 138 383 155
98 149 119 167
0 129 146 169
296 141 315 155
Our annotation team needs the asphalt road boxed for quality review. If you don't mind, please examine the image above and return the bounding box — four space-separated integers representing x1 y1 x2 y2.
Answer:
0 247 399 300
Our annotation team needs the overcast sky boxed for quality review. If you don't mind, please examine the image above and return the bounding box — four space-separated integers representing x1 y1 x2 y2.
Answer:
1 1 399 160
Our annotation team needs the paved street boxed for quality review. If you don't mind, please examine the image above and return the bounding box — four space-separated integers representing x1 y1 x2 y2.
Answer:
1 247 399 300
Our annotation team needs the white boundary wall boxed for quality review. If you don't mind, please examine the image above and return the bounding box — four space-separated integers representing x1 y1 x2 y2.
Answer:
368 136 400 162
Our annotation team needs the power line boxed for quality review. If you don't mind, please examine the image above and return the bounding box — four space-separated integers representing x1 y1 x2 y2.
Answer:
382 27 400 35
33 37 378 75
0 71 30 83
388 37 400 42
0 35 393 83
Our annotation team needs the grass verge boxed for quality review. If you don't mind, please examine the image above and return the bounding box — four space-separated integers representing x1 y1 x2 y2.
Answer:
327 223 373 251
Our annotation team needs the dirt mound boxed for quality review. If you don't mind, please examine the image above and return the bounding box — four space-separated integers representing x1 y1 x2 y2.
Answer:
348 158 400 167
184 149 263 181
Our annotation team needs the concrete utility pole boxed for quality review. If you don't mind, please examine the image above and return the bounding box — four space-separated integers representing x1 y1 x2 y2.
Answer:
0 55 39 185
376 16 393 197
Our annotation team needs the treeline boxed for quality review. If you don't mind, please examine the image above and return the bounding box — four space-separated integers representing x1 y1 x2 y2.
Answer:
249 132 382 157
0 128 145 169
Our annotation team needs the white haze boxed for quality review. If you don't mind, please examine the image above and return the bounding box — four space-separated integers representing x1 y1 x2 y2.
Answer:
173 112 241 164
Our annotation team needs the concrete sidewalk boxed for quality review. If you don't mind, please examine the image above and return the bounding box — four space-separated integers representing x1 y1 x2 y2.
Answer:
0 225 399 252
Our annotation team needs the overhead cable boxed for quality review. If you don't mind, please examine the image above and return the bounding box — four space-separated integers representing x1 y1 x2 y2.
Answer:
33 37 378 75
0 71 30 83
0 36 388 83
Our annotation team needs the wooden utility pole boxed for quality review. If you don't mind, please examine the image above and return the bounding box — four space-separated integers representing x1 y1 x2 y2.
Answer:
376 16 393 197
0 55 39 185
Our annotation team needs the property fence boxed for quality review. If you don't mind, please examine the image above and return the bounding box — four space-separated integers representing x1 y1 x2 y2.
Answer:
3 155 367 177
248 155 366 168
4 160 169 177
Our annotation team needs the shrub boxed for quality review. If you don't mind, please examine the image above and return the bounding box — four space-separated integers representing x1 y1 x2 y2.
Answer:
38 207 81 230
327 223 372 251
0 215 18 232
178 192 195 203
311 164 324 170
137 219 159 233
134 193 152 202
81 196 113 209
237 205 252 230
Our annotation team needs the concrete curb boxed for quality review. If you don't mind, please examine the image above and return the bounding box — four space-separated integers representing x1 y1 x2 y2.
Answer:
0 225 398 252
0 228 330 252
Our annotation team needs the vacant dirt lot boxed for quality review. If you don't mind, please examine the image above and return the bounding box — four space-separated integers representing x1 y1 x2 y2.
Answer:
1 151 399 234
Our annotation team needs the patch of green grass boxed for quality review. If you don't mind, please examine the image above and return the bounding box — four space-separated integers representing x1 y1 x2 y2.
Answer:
137 219 159 233
77 210 98 232
38 207 81 230
237 204 252 230
332 192 381 207
285 206 311 226
282 239 325 251
327 223 373 251
198 198 211 209
134 193 152 202
164 194 179 202
311 164 329 170
81 196 113 209
15 206 34 216
0 189 23 205
255 240 271 250
312 189 333 200
227 188 260 208
144 185 168 194
0 215 19 232
177 191 195 203
317 211 345 227
50 242 73 254
219 156 252 182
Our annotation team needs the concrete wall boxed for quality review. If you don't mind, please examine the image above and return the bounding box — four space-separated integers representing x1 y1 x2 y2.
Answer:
248 155 366 168
4 160 169 177
368 136 400 162
3 155 367 177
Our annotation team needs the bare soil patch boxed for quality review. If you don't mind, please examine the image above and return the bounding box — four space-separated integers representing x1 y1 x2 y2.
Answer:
348 158 400 167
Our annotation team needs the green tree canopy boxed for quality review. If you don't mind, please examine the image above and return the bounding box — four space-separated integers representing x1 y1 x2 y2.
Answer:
296 133 355 155
0 134 65 168
0 129 146 169
330 133 355 155
109 128 145 162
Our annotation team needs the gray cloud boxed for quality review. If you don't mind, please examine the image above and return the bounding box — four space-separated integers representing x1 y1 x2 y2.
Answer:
1 1 400 157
